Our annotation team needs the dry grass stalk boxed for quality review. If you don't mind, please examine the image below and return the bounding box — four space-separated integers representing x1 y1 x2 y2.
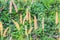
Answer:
55 11 58 25
0 21 3 36
55 12 60 40
12 0 18 13
26 8 29 21
42 17 44 30
28 27 33 34
9 0 12 13
20 14 23 24
34 15 38 30
23 8 29 25
23 16 26 25
25 26 28 36
3 27 9 37
12 19 20 31
29 12 31 26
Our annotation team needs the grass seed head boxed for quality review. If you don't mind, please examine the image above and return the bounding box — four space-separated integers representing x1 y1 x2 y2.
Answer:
0 21 3 36
20 14 23 24
34 15 38 30
3 27 9 37
29 12 31 25
28 27 33 34
0 21 3 31
25 26 28 36
42 17 44 30
24 0 27 2
12 19 20 31
26 8 29 21
9 0 12 13
55 11 58 25
12 0 18 13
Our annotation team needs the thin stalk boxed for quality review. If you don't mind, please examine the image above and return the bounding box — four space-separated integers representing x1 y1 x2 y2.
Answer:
28 12 31 27
9 0 12 13
42 17 44 40
55 11 58 25
12 0 18 13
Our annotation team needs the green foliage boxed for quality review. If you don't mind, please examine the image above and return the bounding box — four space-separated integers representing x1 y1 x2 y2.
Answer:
0 0 60 40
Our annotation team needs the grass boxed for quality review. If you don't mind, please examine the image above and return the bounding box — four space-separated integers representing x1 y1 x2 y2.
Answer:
0 0 60 40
